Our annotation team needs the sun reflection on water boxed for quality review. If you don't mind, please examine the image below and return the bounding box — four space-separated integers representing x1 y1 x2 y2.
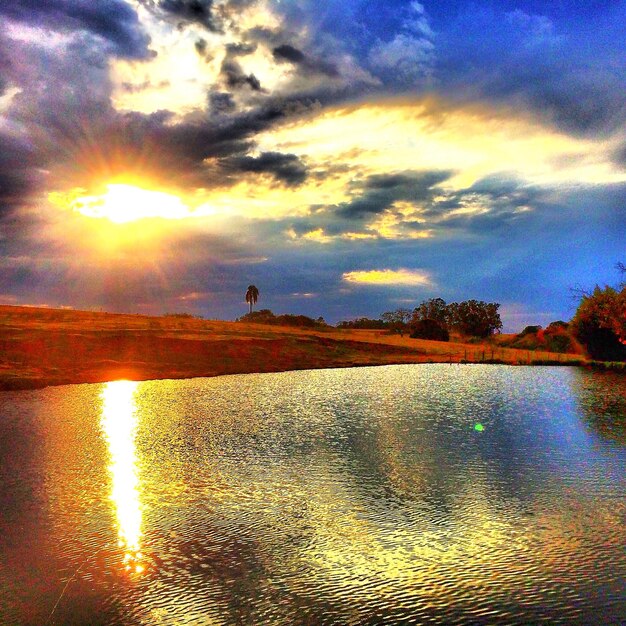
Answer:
100 380 144 574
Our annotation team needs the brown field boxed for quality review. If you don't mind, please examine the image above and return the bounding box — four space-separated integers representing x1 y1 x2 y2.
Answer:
0 305 586 391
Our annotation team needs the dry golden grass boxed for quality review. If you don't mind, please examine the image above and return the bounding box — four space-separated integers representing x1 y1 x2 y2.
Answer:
0 305 585 391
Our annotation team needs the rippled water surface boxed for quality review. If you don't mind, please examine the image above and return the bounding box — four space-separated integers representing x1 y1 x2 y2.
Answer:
0 365 625 625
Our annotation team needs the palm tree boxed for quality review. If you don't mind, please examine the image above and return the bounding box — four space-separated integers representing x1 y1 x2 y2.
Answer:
245 285 259 314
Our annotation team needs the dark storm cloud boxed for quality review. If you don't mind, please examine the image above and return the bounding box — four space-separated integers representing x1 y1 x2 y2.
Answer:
0 134 46 215
336 171 453 219
475 64 626 136
422 176 542 228
279 172 545 244
218 39 263 91
0 42 10 95
0 0 357 218
225 42 257 57
144 0 256 33
272 44 339 78
273 44 305 64
208 90 236 113
2 67 327 197
220 152 307 186
154 101 284 159
167 83 341 161
0 21 119 215
244 26 284 46
75 94 322 188
0 0 152 59
221 59 263 91
148 0 221 32
194 37 213 60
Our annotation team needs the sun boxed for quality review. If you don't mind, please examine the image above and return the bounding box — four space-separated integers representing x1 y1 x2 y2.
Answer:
62 183 192 223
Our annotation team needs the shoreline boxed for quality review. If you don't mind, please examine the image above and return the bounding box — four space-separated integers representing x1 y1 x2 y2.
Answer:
1 356 594 393
5 357 622 394
0 304 612 393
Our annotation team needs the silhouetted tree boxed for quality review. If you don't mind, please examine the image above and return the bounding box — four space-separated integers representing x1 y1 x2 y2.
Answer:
245 284 259 314
447 300 502 338
238 309 325 327
412 298 449 326
410 318 450 341
570 263 626 360
337 317 386 329
381 308 412 336
571 285 626 361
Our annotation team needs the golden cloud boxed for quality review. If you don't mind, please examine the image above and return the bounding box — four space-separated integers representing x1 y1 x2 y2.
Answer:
258 97 625 189
342 269 432 286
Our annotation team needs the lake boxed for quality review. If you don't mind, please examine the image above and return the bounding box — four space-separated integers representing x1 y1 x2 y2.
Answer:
0 364 624 625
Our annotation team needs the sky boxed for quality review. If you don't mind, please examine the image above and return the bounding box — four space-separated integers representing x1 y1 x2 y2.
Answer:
0 0 624 330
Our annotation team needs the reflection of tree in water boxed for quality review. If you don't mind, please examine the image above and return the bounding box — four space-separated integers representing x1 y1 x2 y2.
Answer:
572 370 626 445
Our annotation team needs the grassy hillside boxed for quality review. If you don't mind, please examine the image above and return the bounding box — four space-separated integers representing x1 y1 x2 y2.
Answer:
0 305 586 390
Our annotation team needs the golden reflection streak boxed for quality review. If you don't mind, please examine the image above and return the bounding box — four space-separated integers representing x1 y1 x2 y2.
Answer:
100 380 145 574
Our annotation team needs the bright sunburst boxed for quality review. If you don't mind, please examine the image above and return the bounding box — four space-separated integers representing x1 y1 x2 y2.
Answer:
69 183 192 223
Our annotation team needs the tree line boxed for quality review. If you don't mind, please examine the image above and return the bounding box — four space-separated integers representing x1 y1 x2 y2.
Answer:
242 266 625 362
339 297 503 340
239 309 327 328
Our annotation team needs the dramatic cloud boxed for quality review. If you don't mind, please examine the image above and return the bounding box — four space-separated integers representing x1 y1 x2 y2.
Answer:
369 34 434 84
0 0 152 59
220 151 307 186
0 0 623 326
145 0 222 32
272 44 339 78
221 58 263 91
434 3 626 136
335 171 452 219
367 2 436 85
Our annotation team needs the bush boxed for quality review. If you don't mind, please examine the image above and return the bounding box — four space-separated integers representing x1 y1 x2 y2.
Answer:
410 318 450 341
239 309 275 324
573 319 626 361
546 320 569 331
337 317 387 329
238 309 325 328
520 325 542 336
164 312 197 319
275 314 317 327
545 333 574 353
571 286 626 361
